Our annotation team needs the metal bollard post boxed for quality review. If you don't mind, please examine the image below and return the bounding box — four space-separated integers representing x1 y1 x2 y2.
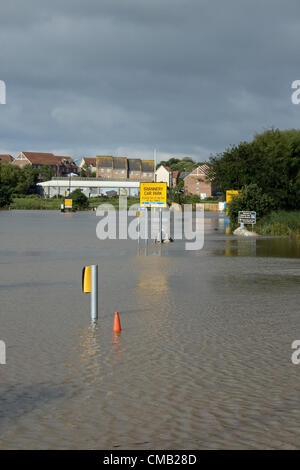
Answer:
91 265 98 321
159 208 162 243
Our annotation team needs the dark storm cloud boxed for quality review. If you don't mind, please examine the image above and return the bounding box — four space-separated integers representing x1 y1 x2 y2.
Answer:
0 0 300 161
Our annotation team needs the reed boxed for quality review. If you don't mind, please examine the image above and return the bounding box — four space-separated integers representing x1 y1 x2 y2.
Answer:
256 211 300 237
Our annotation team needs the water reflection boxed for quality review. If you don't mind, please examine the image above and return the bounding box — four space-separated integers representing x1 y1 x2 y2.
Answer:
137 243 163 257
217 237 300 258
224 239 257 257
75 324 102 385
111 333 126 361
134 256 175 338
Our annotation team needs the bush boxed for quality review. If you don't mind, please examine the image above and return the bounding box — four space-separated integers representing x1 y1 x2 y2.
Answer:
228 184 275 228
70 189 89 211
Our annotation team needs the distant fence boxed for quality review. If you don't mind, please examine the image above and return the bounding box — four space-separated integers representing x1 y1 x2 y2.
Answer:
204 203 219 211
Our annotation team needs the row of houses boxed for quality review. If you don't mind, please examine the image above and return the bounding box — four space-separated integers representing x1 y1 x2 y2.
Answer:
81 157 215 197
80 156 155 180
154 163 216 198
95 156 154 181
0 152 78 177
0 152 216 198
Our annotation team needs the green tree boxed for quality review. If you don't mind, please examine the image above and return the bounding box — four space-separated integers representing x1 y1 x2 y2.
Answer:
228 184 275 227
70 188 89 210
0 163 39 206
209 128 300 210
156 157 202 173
39 165 54 182
0 162 19 206
15 165 38 195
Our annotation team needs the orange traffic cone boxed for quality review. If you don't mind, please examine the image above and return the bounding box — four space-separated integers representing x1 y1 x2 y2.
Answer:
113 312 122 333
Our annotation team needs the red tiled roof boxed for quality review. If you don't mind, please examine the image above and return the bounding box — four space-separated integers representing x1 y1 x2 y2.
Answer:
20 152 74 166
20 152 59 165
0 154 14 163
55 156 72 161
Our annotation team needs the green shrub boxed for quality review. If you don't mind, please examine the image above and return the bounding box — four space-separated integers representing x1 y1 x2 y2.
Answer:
228 184 275 228
70 189 89 211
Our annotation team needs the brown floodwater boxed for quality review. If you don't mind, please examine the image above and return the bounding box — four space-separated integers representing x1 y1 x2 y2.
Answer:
0 210 299 449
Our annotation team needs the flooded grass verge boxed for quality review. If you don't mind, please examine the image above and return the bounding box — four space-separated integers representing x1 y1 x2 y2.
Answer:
256 210 300 237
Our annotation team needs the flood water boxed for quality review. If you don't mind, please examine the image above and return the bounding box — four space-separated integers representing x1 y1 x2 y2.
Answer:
0 210 299 449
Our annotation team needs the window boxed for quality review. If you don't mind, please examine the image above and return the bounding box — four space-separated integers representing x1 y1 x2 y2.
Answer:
101 168 104 172
107 168 111 172
121 170 125 174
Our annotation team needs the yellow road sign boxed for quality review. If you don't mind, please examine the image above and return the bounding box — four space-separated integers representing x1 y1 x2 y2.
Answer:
225 190 239 215
140 182 167 208
65 199 72 208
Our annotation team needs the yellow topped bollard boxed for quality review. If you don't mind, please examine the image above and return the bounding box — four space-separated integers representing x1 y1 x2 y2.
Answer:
82 265 98 320
82 266 92 293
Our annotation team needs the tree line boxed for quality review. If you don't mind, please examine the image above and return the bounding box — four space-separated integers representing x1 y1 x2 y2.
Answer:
209 128 300 211
0 163 54 207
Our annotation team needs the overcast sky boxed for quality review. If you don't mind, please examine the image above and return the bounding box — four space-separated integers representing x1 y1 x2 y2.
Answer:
0 0 300 163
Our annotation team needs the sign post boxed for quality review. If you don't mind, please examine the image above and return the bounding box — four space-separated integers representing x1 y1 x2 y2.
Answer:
140 182 167 243
91 265 98 321
238 211 256 230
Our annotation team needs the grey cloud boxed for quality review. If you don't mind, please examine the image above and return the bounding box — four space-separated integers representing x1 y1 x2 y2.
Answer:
0 0 300 161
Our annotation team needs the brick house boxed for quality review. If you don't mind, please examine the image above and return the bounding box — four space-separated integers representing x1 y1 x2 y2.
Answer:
96 156 154 181
13 152 78 178
172 170 179 187
128 158 142 179
184 164 215 198
55 156 78 176
0 154 14 163
112 157 128 179
141 160 155 181
96 156 114 178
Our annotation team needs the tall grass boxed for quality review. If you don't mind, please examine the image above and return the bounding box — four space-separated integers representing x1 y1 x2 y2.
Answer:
9 196 141 211
256 211 300 237
10 197 61 210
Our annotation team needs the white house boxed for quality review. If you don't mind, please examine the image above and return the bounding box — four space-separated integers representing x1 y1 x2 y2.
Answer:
155 165 172 187
79 157 97 174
